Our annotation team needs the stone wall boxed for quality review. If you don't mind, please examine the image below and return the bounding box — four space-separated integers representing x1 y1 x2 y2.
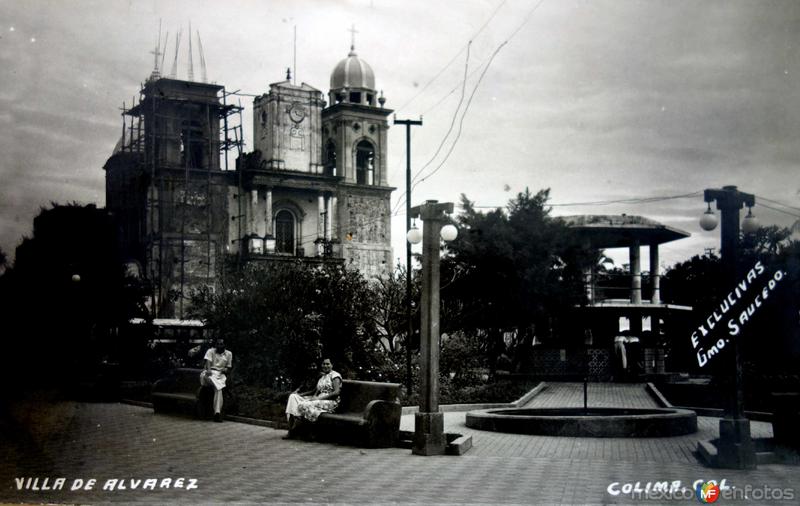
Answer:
341 189 391 277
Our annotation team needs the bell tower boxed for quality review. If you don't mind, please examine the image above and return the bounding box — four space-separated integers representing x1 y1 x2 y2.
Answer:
321 35 394 277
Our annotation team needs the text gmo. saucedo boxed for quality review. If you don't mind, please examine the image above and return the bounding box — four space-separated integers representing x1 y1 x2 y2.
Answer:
690 261 787 367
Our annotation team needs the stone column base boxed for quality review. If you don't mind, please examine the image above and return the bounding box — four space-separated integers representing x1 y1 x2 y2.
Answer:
412 412 446 456
717 418 757 469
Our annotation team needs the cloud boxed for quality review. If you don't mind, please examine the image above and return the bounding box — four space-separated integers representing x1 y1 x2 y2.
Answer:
1 0 798 269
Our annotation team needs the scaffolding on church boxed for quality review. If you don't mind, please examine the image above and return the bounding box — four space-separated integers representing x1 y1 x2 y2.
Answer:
115 76 244 319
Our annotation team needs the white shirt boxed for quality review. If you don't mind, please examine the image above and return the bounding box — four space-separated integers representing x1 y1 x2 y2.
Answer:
204 348 233 371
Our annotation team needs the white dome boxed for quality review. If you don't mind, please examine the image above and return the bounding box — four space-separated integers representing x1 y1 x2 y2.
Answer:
330 49 375 91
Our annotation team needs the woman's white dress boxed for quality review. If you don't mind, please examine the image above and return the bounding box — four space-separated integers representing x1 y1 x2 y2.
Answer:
285 371 342 422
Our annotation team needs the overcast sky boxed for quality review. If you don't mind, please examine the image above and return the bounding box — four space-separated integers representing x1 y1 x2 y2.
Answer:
1 0 799 270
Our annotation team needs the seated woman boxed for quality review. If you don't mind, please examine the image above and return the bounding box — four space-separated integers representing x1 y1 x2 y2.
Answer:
285 358 342 431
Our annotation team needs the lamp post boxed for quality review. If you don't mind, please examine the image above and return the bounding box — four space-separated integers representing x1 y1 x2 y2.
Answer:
407 200 457 456
700 185 758 469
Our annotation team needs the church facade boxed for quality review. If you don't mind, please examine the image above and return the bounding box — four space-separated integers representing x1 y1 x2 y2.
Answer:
104 43 394 319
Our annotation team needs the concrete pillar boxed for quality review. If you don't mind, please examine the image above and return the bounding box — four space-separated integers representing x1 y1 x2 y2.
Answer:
265 189 273 236
331 195 338 240
250 189 258 236
650 243 660 304
326 195 333 241
583 267 593 304
318 194 325 238
629 241 641 304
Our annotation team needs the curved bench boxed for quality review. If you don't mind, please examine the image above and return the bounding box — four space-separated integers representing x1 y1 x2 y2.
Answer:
290 379 402 448
151 367 220 419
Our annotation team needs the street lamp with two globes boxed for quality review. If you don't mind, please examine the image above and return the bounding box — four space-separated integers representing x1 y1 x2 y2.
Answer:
407 200 458 456
698 185 759 469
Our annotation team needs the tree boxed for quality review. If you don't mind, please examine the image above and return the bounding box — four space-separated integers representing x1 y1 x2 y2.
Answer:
190 261 386 388
2 203 148 388
441 188 596 377
739 225 800 375
370 263 418 354
662 253 725 310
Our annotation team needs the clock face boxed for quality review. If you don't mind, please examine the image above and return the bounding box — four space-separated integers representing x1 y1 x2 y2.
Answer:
288 103 305 123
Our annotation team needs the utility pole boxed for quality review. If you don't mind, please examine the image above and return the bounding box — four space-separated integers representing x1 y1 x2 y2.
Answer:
394 116 422 396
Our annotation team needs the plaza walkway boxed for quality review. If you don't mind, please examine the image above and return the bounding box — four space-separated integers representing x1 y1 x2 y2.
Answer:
519 381 660 408
1 383 795 504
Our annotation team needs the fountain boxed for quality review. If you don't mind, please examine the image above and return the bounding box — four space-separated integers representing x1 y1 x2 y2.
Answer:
465 405 697 437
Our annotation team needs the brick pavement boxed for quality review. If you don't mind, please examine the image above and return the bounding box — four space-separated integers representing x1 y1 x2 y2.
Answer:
1 386 796 504
400 382 773 465
520 382 660 409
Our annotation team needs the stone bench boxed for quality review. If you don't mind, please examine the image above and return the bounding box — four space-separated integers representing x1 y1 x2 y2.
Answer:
290 379 402 448
152 367 223 419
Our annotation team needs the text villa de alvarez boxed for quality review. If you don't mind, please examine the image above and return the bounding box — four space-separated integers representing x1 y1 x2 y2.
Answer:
690 261 786 367
14 477 199 492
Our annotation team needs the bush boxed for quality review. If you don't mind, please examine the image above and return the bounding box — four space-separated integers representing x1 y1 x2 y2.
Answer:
190 262 384 389
231 384 289 422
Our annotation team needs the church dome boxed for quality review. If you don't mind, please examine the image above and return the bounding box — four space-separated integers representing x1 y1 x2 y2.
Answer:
330 48 375 91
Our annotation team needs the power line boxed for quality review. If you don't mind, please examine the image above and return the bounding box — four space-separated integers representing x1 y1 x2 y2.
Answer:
420 0 547 117
755 201 800 220
411 41 508 193
470 190 704 209
391 0 547 214
550 191 703 207
394 0 508 115
754 194 800 213
410 42 472 186
391 42 472 216
421 56 489 117
410 0 548 193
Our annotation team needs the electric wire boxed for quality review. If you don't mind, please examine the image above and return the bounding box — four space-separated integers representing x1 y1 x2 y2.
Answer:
410 41 508 195
409 0 548 194
753 194 800 213
469 190 703 209
391 42 473 216
392 0 544 215
394 0 508 115
755 201 800 220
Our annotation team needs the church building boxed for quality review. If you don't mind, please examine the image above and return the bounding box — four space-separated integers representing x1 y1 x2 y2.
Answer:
104 35 395 319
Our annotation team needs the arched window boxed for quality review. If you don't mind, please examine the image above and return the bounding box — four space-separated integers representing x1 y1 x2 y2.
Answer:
356 140 375 185
324 140 337 177
275 210 295 254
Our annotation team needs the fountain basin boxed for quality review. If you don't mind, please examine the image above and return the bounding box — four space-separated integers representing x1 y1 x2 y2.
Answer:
465 407 697 437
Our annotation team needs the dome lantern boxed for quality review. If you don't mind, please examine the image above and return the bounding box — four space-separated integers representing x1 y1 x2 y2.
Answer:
328 30 378 107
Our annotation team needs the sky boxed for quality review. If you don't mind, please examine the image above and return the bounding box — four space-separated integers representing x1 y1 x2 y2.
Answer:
1 0 799 271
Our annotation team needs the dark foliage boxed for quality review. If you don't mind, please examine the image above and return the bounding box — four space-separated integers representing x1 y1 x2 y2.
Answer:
662 226 800 376
439 188 597 377
190 261 384 388
0 203 148 390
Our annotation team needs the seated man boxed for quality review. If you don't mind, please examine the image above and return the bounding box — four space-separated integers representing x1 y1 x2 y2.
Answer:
285 358 342 432
200 338 233 422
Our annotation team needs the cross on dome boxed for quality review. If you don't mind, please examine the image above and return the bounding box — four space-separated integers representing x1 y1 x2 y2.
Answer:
348 24 358 55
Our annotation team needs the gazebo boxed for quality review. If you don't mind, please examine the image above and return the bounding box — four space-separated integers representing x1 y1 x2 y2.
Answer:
563 214 693 376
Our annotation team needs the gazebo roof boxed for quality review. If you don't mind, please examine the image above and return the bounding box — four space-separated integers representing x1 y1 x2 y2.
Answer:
562 214 690 248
